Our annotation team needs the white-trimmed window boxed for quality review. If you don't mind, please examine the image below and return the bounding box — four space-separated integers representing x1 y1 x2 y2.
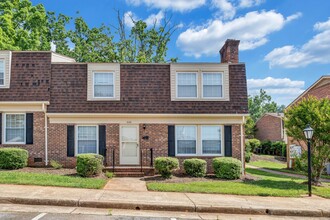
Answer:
76 125 98 154
176 125 197 155
93 72 114 98
201 126 221 155
0 60 4 86
4 113 26 144
202 73 223 98
176 73 197 98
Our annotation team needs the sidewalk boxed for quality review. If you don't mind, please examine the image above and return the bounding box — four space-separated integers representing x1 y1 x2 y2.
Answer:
247 165 330 183
0 184 330 217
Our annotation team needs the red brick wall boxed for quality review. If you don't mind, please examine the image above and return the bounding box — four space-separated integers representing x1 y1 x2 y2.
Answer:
256 115 283 141
0 112 46 166
47 123 243 173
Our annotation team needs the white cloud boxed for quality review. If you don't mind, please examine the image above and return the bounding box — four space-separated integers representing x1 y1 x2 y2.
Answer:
125 0 206 12
286 12 302 22
124 11 164 28
247 77 305 88
247 77 305 105
177 10 297 58
265 17 330 68
239 0 265 8
211 0 236 20
145 11 165 26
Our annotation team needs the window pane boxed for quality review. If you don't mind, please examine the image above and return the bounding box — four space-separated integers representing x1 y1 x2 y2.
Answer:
6 114 25 143
203 73 222 98
94 72 114 98
177 73 197 98
0 61 4 85
176 126 196 154
78 126 97 154
202 126 221 154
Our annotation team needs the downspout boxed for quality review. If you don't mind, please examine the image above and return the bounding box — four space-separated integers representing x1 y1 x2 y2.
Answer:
241 116 245 174
42 103 48 166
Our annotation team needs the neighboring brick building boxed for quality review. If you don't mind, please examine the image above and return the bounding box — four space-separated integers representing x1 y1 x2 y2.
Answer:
285 75 330 167
255 113 286 142
0 39 248 175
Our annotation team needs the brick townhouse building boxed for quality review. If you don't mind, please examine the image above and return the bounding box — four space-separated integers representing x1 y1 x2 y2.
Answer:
0 39 248 174
255 113 286 142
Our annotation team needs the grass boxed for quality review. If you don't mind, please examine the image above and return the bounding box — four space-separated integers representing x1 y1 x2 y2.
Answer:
0 171 107 189
147 168 330 198
249 160 330 180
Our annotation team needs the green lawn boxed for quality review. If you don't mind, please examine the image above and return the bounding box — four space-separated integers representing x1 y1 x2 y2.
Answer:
147 168 330 198
0 171 107 189
249 160 330 180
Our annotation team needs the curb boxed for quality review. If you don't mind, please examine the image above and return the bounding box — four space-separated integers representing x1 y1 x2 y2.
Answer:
0 196 329 218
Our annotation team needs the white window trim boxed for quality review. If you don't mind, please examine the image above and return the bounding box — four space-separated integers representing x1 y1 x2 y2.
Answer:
175 125 198 156
92 71 115 99
201 72 224 99
0 59 5 87
200 125 224 156
175 125 224 157
75 125 99 156
176 72 198 99
2 113 26 145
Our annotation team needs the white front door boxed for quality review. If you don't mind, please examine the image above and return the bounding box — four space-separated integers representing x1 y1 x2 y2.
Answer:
120 125 140 165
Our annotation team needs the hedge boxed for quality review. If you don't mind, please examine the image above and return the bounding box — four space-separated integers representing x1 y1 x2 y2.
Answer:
155 157 179 178
0 148 28 169
212 157 242 180
183 158 207 177
76 154 104 177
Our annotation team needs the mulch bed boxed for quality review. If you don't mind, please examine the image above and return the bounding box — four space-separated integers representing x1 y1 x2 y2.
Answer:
144 173 260 183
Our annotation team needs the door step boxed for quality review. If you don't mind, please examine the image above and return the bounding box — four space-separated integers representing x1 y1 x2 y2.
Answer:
103 166 155 177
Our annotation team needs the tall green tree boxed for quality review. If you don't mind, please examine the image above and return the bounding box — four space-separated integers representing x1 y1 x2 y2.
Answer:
0 0 50 50
285 97 330 184
248 89 280 122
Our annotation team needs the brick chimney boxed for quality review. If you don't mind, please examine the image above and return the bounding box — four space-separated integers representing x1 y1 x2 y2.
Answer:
220 39 240 63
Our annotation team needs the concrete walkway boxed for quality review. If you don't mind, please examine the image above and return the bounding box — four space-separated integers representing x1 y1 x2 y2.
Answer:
0 184 330 218
247 165 330 183
103 177 147 191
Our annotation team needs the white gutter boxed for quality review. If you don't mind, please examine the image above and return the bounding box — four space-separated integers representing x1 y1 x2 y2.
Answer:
42 103 48 166
241 116 245 174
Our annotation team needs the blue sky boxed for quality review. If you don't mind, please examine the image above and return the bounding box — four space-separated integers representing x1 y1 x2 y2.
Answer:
31 0 330 106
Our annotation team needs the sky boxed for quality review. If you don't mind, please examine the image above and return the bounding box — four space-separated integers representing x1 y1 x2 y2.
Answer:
31 0 330 106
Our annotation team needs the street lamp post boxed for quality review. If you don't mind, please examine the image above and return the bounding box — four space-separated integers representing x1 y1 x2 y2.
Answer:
303 124 314 197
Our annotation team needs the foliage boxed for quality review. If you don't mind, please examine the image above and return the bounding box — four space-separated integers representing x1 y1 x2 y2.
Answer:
246 139 261 153
244 116 257 138
76 154 104 177
248 89 281 122
154 157 179 178
50 160 63 169
0 148 28 169
183 158 207 177
285 97 330 183
245 151 253 163
0 0 50 50
212 157 242 180
105 171 115 178
271 141 286 156
0 171 106 189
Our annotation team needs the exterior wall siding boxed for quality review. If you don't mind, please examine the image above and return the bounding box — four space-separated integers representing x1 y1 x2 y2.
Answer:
0 112 46 166
256 115 283 142
47 123 243 173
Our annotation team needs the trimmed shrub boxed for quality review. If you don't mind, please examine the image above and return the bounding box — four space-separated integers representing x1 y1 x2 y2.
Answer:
76 154 104 177
261 140 272 154
50 160 63 169
245 151 252 163
212 157 242 180
183 158 207 177
0 148 28 169
271 141 286 156
245 139 261 153
155 157 179 178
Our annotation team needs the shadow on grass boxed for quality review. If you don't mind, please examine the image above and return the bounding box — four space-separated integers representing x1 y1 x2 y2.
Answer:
246 168 302 180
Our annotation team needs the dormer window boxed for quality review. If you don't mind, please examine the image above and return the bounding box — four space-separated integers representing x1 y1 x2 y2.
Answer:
177 73 197 98
93 72 114 98
0 60 4 86
202 73 223 98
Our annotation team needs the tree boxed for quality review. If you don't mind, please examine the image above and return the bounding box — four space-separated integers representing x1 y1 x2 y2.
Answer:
285 96 330 184
0 0 50 50
245 116 257 139
248 89 279 122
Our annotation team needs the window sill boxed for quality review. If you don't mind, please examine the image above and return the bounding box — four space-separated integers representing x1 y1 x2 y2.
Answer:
175 154 223 157
3 142 26 145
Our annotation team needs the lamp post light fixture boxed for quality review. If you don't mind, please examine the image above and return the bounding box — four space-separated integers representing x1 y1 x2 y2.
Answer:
303 124 314 197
